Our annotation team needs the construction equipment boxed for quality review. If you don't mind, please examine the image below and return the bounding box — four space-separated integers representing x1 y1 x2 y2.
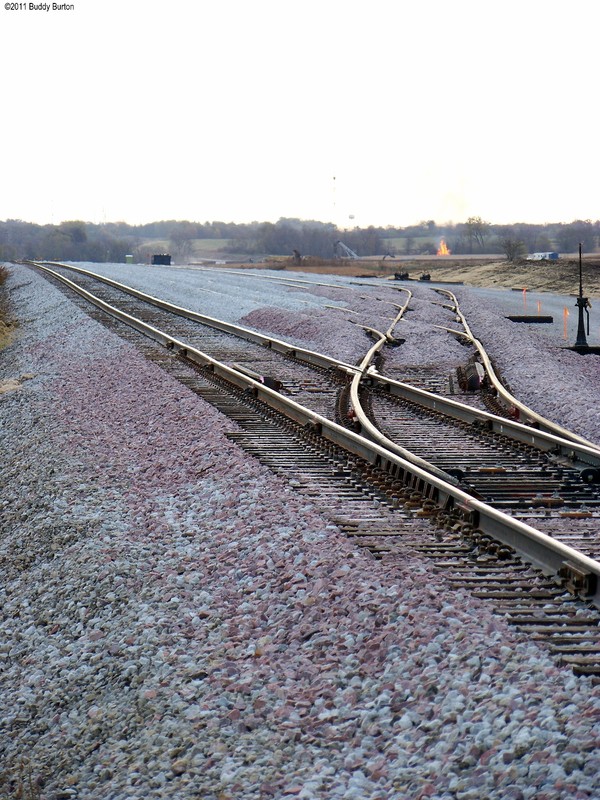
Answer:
334 240 359 260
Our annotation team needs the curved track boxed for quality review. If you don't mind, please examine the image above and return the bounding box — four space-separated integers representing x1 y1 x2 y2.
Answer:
26 261 600 500
20 260 600 679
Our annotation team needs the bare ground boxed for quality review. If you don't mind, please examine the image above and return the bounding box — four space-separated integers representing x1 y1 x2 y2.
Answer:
402 257 600 297
225 256 600 298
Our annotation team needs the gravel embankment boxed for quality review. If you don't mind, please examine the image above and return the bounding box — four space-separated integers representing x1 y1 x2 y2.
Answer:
1 263 599 800
59 263 600 445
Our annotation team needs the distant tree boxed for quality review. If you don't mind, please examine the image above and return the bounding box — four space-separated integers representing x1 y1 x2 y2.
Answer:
2 215 595 264
106 238 133 262
535 234 553 252
253 219 344 258
448 234 466 255
169 238 192 261
498 234 526 262
170 224 196 261
503 223 544 254
555 220 596 254
347 226 383 256
59 220 87 244
464 216 491 253
0 241 16 260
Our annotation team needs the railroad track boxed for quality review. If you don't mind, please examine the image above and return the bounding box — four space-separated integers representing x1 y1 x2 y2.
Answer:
368 386 600 521
21 260 600 678
128 362 600 681
33 261 360 418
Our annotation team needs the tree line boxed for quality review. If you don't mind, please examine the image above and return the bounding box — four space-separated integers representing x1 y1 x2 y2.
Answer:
1 216 598 263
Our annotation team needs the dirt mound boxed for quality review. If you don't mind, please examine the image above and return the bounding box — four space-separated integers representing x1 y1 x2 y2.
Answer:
412 258 600 296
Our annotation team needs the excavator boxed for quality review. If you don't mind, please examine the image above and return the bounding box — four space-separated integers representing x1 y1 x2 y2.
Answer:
333 240 359 259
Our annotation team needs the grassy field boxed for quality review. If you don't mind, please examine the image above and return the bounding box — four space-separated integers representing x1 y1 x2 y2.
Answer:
384 236 438 254
136 239 235 260
189 239 233 255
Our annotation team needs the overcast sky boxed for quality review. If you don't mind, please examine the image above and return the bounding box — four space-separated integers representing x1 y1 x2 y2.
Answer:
3 0 598 228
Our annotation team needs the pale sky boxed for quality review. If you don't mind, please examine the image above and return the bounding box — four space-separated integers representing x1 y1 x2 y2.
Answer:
3 0 599 228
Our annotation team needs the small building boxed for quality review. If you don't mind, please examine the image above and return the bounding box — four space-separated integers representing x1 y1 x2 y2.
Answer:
125 254 134 264
526 252 559 261
151 254 172 266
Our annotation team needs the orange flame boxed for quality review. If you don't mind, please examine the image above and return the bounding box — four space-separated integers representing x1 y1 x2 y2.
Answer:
437 238 451 256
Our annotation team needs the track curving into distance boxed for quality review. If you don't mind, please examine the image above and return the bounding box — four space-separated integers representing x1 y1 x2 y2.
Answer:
20 259 600 677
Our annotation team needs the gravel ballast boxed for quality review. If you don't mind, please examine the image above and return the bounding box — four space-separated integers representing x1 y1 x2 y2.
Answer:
1 263 599 800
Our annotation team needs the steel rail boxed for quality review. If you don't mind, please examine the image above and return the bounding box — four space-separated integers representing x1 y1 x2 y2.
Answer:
24 261 600 607
364 372 600 471
27 260 362 374
436 288 599 451
346 292 466 486
348 293 600 488
29 261 600 472
41 258 412 343
348 325 462 487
